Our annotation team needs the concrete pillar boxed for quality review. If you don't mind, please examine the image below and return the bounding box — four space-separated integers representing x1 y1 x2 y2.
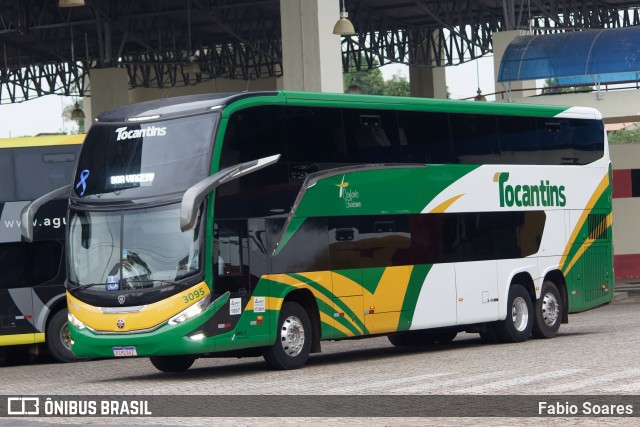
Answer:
409 66 447 98
87 68 129 125
492 30 536 101
280 0 343 92
409 33 448 98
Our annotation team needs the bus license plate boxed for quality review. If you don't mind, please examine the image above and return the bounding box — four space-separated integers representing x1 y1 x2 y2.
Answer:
113 346 137 357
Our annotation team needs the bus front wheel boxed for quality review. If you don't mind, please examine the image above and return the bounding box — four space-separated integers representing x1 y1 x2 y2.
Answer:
494 284 533 343
532 281 562 339
263 302 311 370
150 355 196 372
46 309 80 363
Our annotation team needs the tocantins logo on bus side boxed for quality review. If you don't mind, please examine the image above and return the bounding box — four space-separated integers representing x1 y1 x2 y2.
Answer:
494 172 566 208
336 175 361 209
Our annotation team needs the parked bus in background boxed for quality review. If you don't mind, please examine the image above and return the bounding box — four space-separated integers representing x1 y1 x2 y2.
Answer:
1 134 83 363
23 92 612 372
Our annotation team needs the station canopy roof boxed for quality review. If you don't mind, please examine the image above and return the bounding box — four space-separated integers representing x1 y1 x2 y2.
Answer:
498 26 640 86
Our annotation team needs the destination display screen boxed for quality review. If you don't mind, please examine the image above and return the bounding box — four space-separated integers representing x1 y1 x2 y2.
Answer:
73 113 218 199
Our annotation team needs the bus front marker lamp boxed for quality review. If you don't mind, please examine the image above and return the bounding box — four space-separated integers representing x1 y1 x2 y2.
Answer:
168 295 212 325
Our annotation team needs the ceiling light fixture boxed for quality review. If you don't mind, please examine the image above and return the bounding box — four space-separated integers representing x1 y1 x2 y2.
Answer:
333 0 355 36
70 102 85 120
58 0 85 7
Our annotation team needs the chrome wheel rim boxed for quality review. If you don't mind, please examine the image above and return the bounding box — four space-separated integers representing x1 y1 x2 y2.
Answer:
542 292 560 326
60 323 72 351
512 296 529 332
280 315 305 357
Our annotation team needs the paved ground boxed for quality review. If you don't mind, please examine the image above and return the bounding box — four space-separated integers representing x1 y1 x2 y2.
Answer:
0 292 639 426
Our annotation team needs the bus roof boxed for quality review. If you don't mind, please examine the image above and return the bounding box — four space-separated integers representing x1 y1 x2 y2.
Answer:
0 134 85 149
92 91 601 123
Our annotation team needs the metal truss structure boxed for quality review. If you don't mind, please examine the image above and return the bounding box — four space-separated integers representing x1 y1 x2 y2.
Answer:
0 0 639 103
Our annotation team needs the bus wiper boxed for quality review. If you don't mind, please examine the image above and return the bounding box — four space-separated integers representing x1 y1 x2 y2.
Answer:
74 283 104 290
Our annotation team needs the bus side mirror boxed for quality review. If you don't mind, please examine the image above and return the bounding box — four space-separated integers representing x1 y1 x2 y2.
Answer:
180 154 281 232
20 185 71 242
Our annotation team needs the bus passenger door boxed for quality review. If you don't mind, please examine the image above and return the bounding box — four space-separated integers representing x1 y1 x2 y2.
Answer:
213 220 257 343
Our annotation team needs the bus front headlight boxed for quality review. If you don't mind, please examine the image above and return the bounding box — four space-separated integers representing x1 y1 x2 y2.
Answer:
168 295 211 325
68 312 86 330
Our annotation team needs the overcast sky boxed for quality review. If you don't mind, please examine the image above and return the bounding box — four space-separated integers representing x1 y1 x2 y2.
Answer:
0 57 496 138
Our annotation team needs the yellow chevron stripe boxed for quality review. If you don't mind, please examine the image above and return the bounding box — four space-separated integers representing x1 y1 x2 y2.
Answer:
364 266 413 312
429 194 465 213
320 312 354 337
559 173 609 271
265 272 364 335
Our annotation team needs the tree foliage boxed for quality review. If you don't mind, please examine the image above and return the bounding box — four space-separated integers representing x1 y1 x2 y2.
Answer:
343 58 410 96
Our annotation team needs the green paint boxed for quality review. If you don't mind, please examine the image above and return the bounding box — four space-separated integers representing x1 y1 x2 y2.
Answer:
273 217 306 256
361 267 386 295
294 165 479 219
397 264 432 331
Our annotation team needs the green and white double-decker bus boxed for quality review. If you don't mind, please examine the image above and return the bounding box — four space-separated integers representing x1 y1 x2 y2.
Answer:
22 91 612 372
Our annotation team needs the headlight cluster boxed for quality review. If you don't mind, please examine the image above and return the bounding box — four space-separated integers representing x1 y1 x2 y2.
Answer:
67 311 92 331
168 294 211 325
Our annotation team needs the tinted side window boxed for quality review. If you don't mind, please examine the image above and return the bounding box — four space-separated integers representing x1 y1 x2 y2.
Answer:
0 241 62 289
498 116 541 164
14 145 80 201
396 111 453 163
283 107 347 163
342 109 402 163
569 118 605 164
268 217 329 274
221 106 285 167
450 114 500 164
359 215 411 268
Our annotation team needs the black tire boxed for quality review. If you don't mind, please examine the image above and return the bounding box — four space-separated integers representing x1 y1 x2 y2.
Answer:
46 309 80 363
494 284 533 343
263 302 312 370
150 355 196 372
388 330 436 347
532 281 562 339
479 324 499 344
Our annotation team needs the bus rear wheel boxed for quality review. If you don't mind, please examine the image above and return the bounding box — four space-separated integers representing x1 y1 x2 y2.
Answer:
532 281 562 339
46 309 80 363
494 284 533 343
150 355 196 372
263 302 311 370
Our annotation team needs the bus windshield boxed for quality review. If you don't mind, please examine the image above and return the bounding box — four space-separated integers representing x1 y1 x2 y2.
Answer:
67 203 203 291
73 112 218 200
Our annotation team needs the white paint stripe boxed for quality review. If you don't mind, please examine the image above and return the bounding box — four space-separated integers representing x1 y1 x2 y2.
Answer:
456 369 582 394
542 368 640 393
390 371 508 394
329 372 452 394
